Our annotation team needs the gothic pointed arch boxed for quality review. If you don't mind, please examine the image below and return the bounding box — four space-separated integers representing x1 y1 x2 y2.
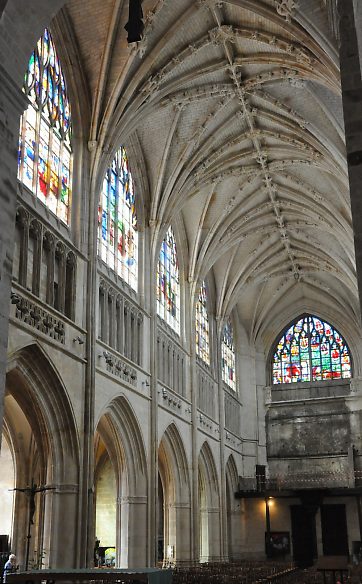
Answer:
225 454 239 561
158 423 190 504
5 342 80 568
158 423 191 564
198 442 221 562
198 442 220 508
100 396 147 496
6 343 79 481
272 314 352 384
225 454 238 494
96 396 147 567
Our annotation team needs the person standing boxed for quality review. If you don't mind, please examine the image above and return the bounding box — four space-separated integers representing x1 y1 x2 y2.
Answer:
2 555 17 583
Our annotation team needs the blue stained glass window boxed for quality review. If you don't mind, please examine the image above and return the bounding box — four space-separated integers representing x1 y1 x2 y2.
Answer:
273 315 352 384
97 146 138 290
222 318 236 390
196 281 210 365
18 28 72 224
157 227 180 333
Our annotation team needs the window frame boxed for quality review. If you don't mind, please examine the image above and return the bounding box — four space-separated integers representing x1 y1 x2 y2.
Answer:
271 314 353 385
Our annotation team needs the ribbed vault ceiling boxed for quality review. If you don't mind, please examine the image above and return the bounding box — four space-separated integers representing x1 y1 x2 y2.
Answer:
61 0 357 343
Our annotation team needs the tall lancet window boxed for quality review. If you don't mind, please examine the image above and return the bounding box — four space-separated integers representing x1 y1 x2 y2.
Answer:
157 226 180 333
196 281 210 365
18 28 72 224
98 146 138 290
222 318 236 390
273 315 352 384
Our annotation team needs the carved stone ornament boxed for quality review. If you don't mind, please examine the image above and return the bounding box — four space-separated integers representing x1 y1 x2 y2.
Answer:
275 0 297 22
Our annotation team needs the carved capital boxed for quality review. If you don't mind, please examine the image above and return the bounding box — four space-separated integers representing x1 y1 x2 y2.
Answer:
275 0 297 22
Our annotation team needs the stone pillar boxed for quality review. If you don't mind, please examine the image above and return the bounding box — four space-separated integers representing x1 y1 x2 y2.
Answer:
108 289 116 348
167 502 191 564
338 0 362 319
119 496 147 568
137 313 143 366
99 281 108 343
0 64 28 444
124 302 130 359
31 220 42 296
216 321 228 562
131 309 137 363
17 208 29 286
56 243 66 313
206 507 222 561
44 232 55 307
116 295 124 354
49 484 79 567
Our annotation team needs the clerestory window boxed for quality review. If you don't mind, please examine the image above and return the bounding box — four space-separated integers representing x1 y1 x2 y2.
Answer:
196 281 210 365
18 28 72 224
157 226 180 333
97 146 138 291
221 317 236 390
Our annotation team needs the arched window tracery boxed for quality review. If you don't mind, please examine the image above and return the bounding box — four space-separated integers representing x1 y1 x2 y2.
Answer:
18 28 72 224
196 281 210 365
97 146 138 291
222 317 236 390
273 315 352 384
157 226 180 333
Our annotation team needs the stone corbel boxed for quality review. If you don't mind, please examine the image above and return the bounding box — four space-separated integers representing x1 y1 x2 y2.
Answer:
264 385 272 405
350 377 362 395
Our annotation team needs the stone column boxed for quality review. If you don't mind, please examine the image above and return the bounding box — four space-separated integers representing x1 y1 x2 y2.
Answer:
17 208 29 286
56 243 66 313
99 281 108 343
206 507 222 561
167 502 191 564
124 302 131 359
216 320 228 562
44 232 55 307
131 309 137 363
0 64 28 443
119 496 147 568
31 220 42 296
137 313 143 366
108 289 116 348
116 295 124 354
49 484 79 567
338 0 362 318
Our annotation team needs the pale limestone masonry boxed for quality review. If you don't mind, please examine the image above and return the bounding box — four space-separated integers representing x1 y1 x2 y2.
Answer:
1 0 362 572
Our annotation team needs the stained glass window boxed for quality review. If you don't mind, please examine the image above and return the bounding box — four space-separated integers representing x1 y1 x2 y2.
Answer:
196 281 210 365
97 146 137 290
222 318 236 390
157 227 180 332
18 28 72 224
273 315 352 384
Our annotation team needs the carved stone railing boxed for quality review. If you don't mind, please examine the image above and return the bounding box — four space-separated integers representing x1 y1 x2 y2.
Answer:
11 290 65 344
238 469 359 492
99 349 137 387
